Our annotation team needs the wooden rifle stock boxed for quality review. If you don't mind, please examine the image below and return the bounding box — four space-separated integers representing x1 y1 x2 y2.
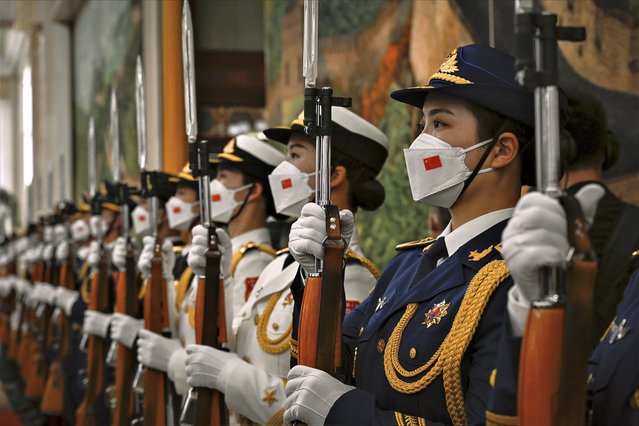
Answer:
76 250 111 426
193 230 227 426
298 205 346 372
518 195 596 425
142 240 168 426
112 240 139 425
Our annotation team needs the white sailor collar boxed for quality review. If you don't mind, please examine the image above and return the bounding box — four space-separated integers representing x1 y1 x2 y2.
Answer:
439 208 514 259
230 227 272 253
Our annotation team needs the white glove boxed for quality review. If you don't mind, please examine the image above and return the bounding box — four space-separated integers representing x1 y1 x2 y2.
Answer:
137 329 182 372
82 310 113 338
284 365 354 425
184 344 242 392
137 236 175 280
55 241 70 262
42 243 55 261
503 185 605 335
289 203 355 274
0 279 12 297
187 225 232 279
77 245 90 261
55 287 79 316
112 237 128 272
36 283 56 305
110 313 144 348
87 241 100 272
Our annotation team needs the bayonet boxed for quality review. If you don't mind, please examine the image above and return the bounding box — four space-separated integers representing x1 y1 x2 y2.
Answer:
88 118 97 197
110 87 121 184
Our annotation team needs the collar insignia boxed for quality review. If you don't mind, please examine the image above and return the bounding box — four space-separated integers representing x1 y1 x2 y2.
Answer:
376 296 387 312
262 389 277 407
423 300 450 328
468 245 494 262
609 318 630 344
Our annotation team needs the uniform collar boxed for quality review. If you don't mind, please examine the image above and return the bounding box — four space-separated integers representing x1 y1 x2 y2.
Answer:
230 227 272 253
440 208 514 259
349 225 363 256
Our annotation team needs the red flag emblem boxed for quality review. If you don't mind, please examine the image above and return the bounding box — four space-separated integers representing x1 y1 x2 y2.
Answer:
211 194 221 202
281 178 293 189
423 155 442 171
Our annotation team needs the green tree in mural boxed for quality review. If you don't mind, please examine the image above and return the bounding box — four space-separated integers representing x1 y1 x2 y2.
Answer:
357 84 431 271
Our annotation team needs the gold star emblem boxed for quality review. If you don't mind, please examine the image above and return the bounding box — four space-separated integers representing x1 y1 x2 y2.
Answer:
262 389 277 407
282 292 294 307
422 300 450 328
468 245 494 262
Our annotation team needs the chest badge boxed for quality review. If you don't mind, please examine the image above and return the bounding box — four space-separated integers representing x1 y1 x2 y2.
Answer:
423 300 450 328
282 292 294 307
375 297 387 312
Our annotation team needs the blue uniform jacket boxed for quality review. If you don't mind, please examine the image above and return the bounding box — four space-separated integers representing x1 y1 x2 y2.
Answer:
327 220 512 426
487 269 639 425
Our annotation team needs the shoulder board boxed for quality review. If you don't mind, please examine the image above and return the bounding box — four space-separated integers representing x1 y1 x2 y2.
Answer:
275 247 290 256
395 237 436 251
345 249 381 279
239 242 277 257
231 242 277 275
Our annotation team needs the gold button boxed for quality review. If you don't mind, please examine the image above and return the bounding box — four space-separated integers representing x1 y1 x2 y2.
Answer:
376 338 385 353
254 314 259 325
359 327 364 336
272 323 280 331
409 347 416 359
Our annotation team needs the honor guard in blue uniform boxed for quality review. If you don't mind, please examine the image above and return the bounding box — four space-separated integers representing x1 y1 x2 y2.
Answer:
486 188 639 426
283 44 538 426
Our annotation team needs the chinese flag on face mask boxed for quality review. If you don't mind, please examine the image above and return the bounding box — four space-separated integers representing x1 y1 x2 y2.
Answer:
281 178 293 189
423 155 442 171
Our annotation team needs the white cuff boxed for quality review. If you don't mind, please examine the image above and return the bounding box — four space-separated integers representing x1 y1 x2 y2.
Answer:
216 354 243 394
63 294 80 316
508 286 531 337
167 347 189 395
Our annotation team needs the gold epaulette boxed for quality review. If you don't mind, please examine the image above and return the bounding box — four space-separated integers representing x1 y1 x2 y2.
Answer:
395 237 436 251
173 245 184 254
174 267 194 313
275 247 289 256
633 250 639 258
345 248 381 279
230 242 277 276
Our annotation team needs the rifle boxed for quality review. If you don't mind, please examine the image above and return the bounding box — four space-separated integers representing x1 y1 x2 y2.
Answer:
179 2 228 424
105 74 140 426
126 55 174 426
76 111 113 426
296 0 351 377
513 2 592 424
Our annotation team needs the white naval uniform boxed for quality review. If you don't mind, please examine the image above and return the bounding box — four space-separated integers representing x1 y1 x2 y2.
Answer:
224 228 378 425
168 229 276 394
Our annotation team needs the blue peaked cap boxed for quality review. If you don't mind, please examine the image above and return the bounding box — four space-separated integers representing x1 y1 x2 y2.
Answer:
391 44 535 128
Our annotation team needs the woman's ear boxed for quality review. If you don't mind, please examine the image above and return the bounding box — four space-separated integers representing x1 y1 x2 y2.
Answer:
247 182 263 203
330 165 348 189
490 132 520 170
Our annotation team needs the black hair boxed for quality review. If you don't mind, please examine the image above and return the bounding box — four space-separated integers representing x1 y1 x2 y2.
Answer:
331 150 385 213
219 164 279 219
563 93 608 171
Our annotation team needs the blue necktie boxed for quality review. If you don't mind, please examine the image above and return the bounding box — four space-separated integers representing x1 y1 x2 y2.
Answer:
410 237 448 289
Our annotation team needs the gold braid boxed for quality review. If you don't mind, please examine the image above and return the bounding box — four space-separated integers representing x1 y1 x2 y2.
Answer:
256 291 292 354
383 260 510 426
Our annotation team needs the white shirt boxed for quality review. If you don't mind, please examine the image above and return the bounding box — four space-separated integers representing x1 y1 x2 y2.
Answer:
438 208 514 265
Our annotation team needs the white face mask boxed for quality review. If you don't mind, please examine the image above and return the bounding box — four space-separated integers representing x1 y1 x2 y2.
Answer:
209 179 253 224
90 216 109 239
268 161 315 218
131 205 151 236
404 133 494 208
43 226 54 242
165 196 198 231
53 224 67 242
71 219 90 242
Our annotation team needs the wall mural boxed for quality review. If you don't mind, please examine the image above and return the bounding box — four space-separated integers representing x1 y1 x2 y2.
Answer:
73 0 142 200
265 0 639 269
